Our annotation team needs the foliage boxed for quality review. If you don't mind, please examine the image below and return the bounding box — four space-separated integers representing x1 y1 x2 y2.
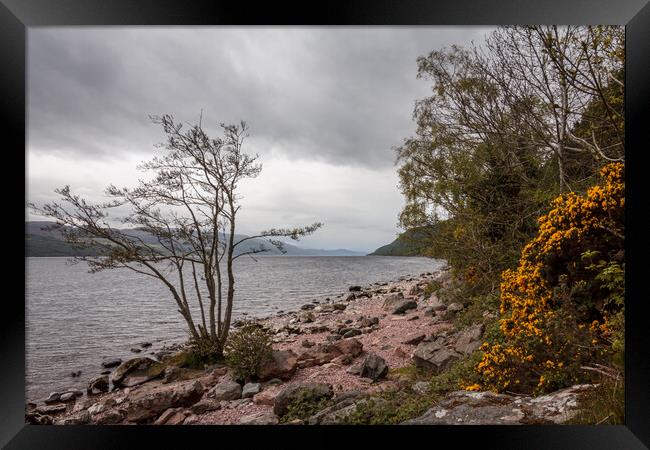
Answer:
279 390 334 424
186 336 224 368
396 26 624 291
341 353 483 425
475 163 624 394
224 324 273 382
566 375 624 425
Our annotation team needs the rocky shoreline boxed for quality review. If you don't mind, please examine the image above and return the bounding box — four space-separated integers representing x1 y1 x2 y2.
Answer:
26 266 592 425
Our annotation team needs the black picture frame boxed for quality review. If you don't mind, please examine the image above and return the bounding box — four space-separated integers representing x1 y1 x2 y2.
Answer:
2 1 649 448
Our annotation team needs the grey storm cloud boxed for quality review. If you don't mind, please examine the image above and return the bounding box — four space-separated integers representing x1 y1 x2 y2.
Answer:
27 26 495 252
28 26 493 167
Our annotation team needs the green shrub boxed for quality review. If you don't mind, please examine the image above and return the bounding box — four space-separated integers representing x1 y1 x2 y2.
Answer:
187 336 223 368
423 280 443 296
224 324 273 382
342 353 483 425
280 390 334 423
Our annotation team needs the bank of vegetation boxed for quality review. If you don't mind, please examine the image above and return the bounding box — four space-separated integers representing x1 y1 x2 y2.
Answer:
391 25 624 423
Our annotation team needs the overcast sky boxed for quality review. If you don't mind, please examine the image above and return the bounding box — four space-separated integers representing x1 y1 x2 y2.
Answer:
27 27 493 253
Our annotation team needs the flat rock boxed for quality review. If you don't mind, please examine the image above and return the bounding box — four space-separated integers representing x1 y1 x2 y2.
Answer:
403 385 592 425
258 350 298 381
238 411 279 425
111 357 165 388
242 383 262 399
413 342 460 374
209 381 242 401
126 379 204 423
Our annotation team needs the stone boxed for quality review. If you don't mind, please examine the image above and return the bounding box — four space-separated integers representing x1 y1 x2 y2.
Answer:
358 316 379 328
239 411 279 425
191 399 221 414
242 383 262 399
412 381 431 395
402 385 592 425
331 354 353 365
140 342 152 348
209 381 242 401
154 407 187 425
343 329 362 338
301 339 315 348
253 387 282 406
402 333 426 346
382 293 405 310
392 300 418 315
453 323 485 355
130 347 142 353
413 342 460 374
393 347 408 358
349 285 362 292
126 379 204 423
346 362 362 375
359 354 388 381
183 414 200 425
326 334 342 342
44 392 61 404
59 392 77 402
301 304 316 310
273 383 334 417
111 357 165 388
36 404 67 415
54 411 91 425
333 303 347 311
92 409 125 425
345 293 356 302
87 375 109 395
258 349 298 381
101 358 122 369
326 338 363 358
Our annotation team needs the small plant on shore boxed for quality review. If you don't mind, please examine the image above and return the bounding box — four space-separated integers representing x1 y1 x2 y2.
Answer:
224 324 273 382
279 391 335 424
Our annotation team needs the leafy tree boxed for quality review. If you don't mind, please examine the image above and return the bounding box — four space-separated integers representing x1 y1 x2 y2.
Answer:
30 115 322 357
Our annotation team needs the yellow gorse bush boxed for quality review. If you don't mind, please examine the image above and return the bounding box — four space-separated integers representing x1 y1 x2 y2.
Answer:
472 163 624 393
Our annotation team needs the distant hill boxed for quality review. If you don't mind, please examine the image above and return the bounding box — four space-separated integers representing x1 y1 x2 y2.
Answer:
368 227 436 256
25 221 365 257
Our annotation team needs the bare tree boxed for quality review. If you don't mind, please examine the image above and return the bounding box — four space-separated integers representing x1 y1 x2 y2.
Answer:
30 114 323 356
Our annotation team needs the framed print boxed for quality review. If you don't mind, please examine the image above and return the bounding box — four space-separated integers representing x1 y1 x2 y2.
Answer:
2 0 649 448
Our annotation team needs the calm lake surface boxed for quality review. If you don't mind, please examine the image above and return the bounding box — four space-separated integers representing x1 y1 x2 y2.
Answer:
25 255 444 402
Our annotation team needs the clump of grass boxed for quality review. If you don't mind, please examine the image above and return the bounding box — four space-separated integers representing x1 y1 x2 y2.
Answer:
341 352 484 425
280 390 334 424
566 376 624 424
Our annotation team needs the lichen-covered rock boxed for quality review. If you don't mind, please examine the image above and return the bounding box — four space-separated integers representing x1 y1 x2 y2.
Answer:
87 375 109 395
111 357 165 388
402 385 592 425
413 341 460 374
